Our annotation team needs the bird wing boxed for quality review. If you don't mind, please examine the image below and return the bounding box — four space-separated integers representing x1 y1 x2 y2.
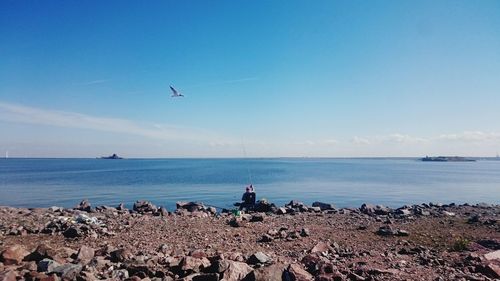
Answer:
169 86 178 95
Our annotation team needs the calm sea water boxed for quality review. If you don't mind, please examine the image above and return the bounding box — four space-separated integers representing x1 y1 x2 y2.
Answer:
0 158 499 209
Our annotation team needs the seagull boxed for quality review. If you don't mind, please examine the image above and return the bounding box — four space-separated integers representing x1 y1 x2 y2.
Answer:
170 86 184 97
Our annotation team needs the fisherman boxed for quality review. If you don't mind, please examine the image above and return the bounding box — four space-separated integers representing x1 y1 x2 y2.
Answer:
237 184 256 211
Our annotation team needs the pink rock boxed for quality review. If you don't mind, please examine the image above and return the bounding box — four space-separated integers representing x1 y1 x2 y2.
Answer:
0 245 29 265
221 261 253 281
484 250 500 261
286 263 314 281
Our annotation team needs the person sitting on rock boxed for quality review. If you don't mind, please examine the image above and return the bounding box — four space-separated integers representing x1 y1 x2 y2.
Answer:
237 184 256 211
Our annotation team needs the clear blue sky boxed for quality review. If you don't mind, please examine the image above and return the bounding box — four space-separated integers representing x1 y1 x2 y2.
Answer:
1 1 499 157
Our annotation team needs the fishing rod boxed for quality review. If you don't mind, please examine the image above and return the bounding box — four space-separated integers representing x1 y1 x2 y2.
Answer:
241 141 253 185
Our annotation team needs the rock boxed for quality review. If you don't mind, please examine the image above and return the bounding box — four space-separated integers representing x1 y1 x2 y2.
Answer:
182 273 219 281
133 200 157 214
221 261 253 281
116 203 127 211
76 245 94 265
48 206 64 212
361 204 390 215
277 207 287 215
396 230 410 237
229 217 245 227
376 226 396 236
176 202 205 212
250 213 265 222
312 202 335 211
52 263 83 280
311 242 331 254
476 263 500 278
159 207 169 216
442 211 455 216
25 244 58 262
396 209 412 216
477 239 500 250
250 264 285 281
484 250 500 261
38 258 61 272
259 234 274 243
247 252 271 265
110 249 133 262
75 199 92 212
63 226 82 238
285 263 314 281
181 256 211 273
300 228 310 237
111 269 129 279
0 270 17 281
0 245 29 265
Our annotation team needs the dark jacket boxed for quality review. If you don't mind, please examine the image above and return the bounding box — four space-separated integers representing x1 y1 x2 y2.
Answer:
242 192 256 205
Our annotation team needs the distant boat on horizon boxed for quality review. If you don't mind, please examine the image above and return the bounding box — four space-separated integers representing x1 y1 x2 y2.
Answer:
5 151 8 159
99 153 123 159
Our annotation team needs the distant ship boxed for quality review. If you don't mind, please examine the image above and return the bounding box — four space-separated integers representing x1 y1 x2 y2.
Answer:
100 153 123 159
421 156 475 162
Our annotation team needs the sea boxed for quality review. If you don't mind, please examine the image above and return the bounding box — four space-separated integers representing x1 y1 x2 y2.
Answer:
0 158 499 210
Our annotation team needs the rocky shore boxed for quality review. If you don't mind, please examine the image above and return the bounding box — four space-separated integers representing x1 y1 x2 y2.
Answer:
0 199 499 281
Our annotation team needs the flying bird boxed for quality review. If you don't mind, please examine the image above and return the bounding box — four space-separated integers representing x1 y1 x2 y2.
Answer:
170 86 184 97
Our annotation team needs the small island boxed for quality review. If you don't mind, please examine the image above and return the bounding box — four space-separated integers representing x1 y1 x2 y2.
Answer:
421 156 475 162
100 153 123 159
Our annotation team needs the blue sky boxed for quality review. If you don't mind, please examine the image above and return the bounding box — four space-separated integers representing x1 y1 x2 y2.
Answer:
1 0 499 157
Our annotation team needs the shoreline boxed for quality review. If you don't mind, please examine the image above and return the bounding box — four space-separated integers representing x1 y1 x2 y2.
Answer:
0 199 499 280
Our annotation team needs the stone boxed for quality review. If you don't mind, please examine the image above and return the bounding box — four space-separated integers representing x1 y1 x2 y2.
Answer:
52 263 83 280
484 250 500 261
25 244 58 262
63 226 82 238
396 209 412 216
285 263 314 281
176 201 204 212
376 226 396 236
300 228 310 237
250 264 285 281
311 242 331 254
221 261 253 281
396 230 410 237
76 245 95 265
476 263 500 278
259 234 274 243
38 258 61 272
0 245 29 265
181 256 211 273
159 207 169 216
277 207 287 215
250 213 265 222
229 217 245 227
247 252 271 265
111 269 129 279
0 270 17 281
133 200 157 214
182 273 219 281
75 199 92 212
312 202 335 211
116 203 127 211
110 249 133 262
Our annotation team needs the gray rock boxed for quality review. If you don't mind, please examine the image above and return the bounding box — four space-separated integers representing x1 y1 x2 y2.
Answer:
37 258 61 272
312 202 336 211
247 252 271 265
52 263 82 280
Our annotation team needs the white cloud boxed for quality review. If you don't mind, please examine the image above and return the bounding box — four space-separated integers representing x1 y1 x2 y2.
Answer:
351 136 371 145
0 101 232 143
436 131 500 142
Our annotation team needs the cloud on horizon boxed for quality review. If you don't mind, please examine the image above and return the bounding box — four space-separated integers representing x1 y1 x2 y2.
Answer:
0 101 233 144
